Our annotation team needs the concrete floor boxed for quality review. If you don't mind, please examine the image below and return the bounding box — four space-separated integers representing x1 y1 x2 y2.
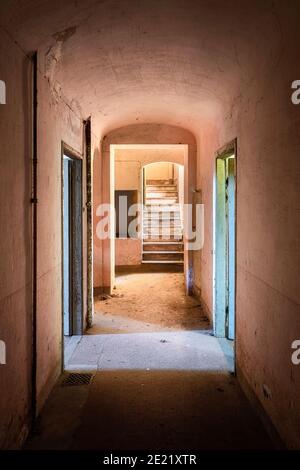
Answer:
25 269 273 450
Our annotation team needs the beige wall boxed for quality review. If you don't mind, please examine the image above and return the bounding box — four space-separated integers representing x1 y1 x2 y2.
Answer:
115 161 140 191
145 162 174 180
115 148 184 168
115 157 140 266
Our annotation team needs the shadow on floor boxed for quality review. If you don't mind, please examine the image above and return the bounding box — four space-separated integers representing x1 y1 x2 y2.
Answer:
25 369 273 450
25 267 272 450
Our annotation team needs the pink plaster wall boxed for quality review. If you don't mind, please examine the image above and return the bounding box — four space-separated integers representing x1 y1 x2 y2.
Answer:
115 239 142 266
0 31 87 447
197 7 300 445
0 29 33 449
193 124 220 317
36 57 86 412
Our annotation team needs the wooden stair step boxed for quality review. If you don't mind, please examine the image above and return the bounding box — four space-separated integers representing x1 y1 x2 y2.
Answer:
142 252 184 262
143 220 182 227
146 192 178 198
144 204 180 209
146 185 177 191
144 211 181 217
146 179 174 185
143 214 181 221
143 244 183 252
144 226 182 235
142 260 184 265
145 199 178 205
143 237 183 242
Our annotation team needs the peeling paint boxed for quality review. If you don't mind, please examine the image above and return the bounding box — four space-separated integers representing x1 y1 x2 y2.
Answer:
45 26 77 101
53 26 77 43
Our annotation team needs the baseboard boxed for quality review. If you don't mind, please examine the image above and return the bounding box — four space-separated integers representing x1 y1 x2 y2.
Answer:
36 360 61 416
236 364 286 449
115 264 183 273
94 286 103 296
17 420 30 449
195 289 213 324
2 413 30 449
93 286 111 296
192 282 201 301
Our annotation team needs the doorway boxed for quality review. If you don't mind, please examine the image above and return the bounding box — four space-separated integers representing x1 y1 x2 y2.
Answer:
62 148 83 344
141 162 184 265
214 141 236 342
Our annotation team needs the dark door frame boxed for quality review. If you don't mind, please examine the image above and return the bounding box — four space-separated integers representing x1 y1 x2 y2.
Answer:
61 142 84 348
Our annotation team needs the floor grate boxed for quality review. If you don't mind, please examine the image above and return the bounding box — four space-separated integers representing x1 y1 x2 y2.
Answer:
61 373 93 387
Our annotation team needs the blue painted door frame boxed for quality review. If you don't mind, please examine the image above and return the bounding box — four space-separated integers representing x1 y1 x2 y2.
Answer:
214 142 236 341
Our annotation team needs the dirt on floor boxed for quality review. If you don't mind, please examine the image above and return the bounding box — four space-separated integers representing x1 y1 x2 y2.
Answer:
90 269 210 334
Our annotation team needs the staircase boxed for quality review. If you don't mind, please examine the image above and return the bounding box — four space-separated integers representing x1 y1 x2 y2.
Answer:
142 179 184 264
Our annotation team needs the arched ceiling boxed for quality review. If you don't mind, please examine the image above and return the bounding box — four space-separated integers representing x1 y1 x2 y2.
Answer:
0 0 285 137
